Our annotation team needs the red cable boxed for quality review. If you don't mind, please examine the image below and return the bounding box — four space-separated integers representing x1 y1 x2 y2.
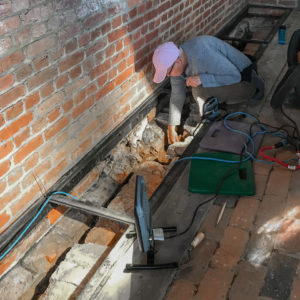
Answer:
259 146 300 170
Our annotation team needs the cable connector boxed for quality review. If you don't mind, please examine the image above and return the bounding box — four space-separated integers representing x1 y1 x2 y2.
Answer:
274 140 287 148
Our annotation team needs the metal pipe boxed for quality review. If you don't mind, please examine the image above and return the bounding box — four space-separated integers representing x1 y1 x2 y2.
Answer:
50 195 135 225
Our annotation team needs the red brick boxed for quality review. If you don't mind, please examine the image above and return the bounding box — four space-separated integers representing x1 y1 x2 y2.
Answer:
73 89 86 105
63 99 73 113
0 160 11 177
113 104 130 122
84 12 106 30
87 39 107 56
101 22 111 35
79 119 99 141
105 45 115 57
128 17 143 32
112 49 129 65
70 66 82 79
14 27 31 45
95 82 115 100
0 140 13 160
85 226 116 246
7 166 23 186
56 74 69 89
5 101 23 120
0 51 23 73
41 82 54 98
112 16 122 29
108 26 127 43
14 127 30 147
265 168 291 198
0 185 20 211
195 268 234 299
11 184 41 215
0 16 20 35
44 159 68 185
97 74 108 86
115 67 134 86
25 92 40 109
59 24 81 42
71 137 92 160
79 33 90 47
46 206 67 225
90 60 111 80
51 48 64 62
59 51 84 72
27 67 57 90
45 116 70 140
86 83 97 95
72 96 94 119
0 253 16 276
127 0 142 9
14 135 43 164
230 197 260 231
165 279 195 300
0 112 33 140
27 35 56 58
16 64 32 81
65 39 77 53
0 85 25 110
23 152 39 172
33 55 49 71
229 261 267 300
91 27 101 41
0 180 6 195
48 108 61 123
0 74 14 92
211 227 249 270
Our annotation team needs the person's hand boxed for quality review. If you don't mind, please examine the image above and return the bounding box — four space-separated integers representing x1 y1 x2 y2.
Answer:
186 75 201 87
167 125 179 144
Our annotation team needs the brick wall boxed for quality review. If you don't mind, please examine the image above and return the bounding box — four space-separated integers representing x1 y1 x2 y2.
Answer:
248 0 298 7
0 0 251 232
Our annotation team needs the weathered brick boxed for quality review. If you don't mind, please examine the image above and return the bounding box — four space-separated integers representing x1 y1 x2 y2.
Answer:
0 51 23 73
165 279 196 300
41 82 54 98
0 16 20 35
255 194 285 226
45 116 70 140
48 108 61 123
25 91 40 109
27 66 57 90
108 26 127 43
0 112 33 140
211 226 249 269
59 51 84 72
230 197 260 231
72 96 94 119
0 140 13 160
85 227 116 246
5 101 23 121
7 166 23 186
14 134 44 164
14 127 30 148
33 55 49 71
87 39 107 56
90 60 111 80
0 211 10 228
115 67 133 86
84 12 105 29
229 260 267 300
0 2 11 18
265 168 291 198
16 64 32 81
195 268 234 299
71 137 92 161
0 85 25 110
0 74 14 92
27 35 56 58
0 185 20 211
70 65 82 79
36 91 63 116
56 73 69 89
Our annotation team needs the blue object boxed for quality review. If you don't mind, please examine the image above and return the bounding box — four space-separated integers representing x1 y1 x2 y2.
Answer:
278 25 286 45
203 97 220 121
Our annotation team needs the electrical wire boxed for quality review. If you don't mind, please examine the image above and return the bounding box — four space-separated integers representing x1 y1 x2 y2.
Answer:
0 191 79 261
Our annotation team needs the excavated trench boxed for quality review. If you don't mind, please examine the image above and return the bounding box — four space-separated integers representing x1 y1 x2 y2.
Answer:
0 4 293 299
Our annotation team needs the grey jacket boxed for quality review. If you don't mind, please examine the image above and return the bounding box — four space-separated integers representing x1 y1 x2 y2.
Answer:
169 35 252 125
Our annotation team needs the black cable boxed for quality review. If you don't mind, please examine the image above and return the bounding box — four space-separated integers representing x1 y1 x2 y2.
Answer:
280 102 300 138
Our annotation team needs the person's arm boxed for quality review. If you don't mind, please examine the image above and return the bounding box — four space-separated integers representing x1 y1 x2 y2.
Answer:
168 76 186 144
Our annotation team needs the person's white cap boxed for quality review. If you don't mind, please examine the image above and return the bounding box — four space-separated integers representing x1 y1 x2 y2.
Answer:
152 42 179 83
